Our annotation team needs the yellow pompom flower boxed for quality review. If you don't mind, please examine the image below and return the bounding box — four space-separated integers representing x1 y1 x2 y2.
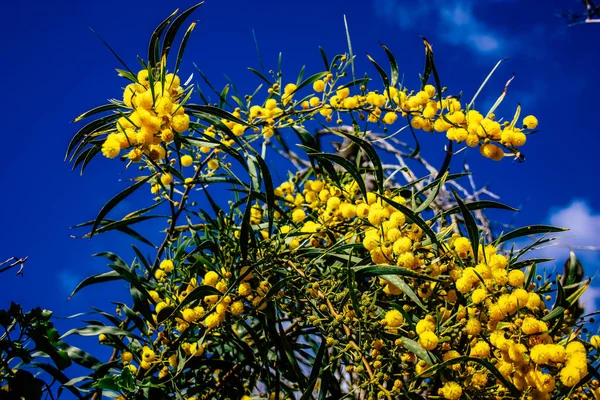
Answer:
471 288 487 304
591 335 600 348
471 372 487 388
159 259 174 273
560 365 581 387
160 173 173 186
523 115 538 129
203 271 219 287
453 237 471 258
419 331 438 351
182 308 197 323
137 69 150 87
469 341 490 358
479 143 504 161
313 80 325 93
204 313 221 329
292 208 306 223
141 346 155 363
416 318 436 335
465 318 482 335
230 301 244 316
171 114 190 133
148 144 166 161
101 138 121 159
507 269 525 286
180 154 193 167
441 381 462 400
120 351 133 364
127 148 143 161
382 112 398 125
384 309 404 328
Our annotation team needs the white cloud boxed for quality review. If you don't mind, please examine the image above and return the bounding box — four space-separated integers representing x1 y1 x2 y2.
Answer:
519 200 600 314
373 0 505 55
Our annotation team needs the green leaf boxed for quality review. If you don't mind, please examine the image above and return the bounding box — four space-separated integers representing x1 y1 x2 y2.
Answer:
248 67 272 85
69 271 121 300
333 128 384 192
319 47 329 71
250 152 275 234
421 38 443 101
73 103 123 123
381 44 399 87
90 174 156 238
436 200 518 221
174 21 197 75
299 339 327 400
415 172 447 213
366 54 390 89
354 265 441 282
468 58 508 109
60 325 143 341
148 8 178 67
401 337 436 365
310 152 366 198
384 275 427 310
161 2 204 61
378 194 440 250
67 115 118 161
89 28 135 78
343 15 355 81
338 77 371 90
451 190 480 263
495 225 567 245
294 71 328 93
219 84 230 110
436 140 453 179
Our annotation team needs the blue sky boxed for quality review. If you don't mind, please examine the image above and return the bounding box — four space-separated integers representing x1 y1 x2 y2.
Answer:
2 0 600 369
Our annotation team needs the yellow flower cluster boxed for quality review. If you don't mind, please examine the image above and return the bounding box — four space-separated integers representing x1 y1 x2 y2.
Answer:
101 69 190 161
236 173 598 399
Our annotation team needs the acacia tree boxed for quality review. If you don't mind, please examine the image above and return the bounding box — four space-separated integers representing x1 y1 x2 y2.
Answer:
3 3 599 399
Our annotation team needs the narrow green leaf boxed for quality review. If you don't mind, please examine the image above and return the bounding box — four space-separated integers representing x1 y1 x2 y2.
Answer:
73 103 123 123
354 265 441 282
451 190 480 263
381 44 399 87
174 21 197 75
384 276 427 310
468 58 508 109
90 174 156 238
338 77 371 90
299 339 327 400
248 67 272 85
378 194 440 249
436 200 518 221
294 71 328 93
415 172 447 213
334 128 384 192
496 225 567 245
401 337 436 365
319 47 329 71
60 325 142 341
89 28 135 77
366 54 389 89
161 2 204 61
68 271 121 300
148 8 178 67
311 152 366 198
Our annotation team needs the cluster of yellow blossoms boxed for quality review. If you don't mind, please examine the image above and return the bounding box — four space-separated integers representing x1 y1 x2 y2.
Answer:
228 174 597 399
101 69 190 161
